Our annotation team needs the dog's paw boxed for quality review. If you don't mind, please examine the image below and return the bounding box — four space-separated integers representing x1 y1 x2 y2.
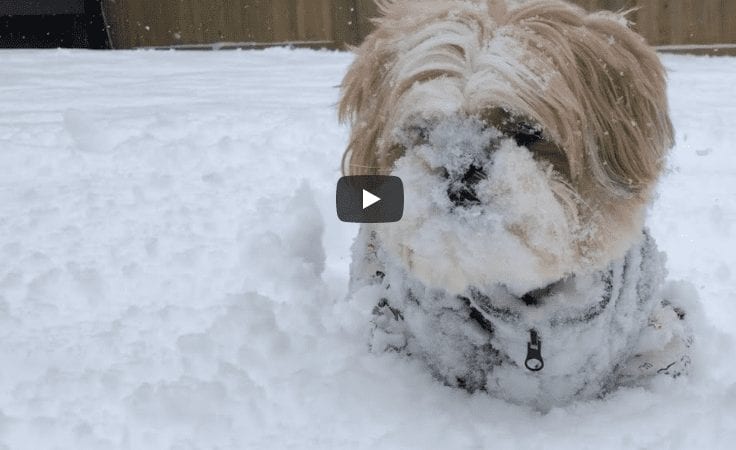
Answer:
618 300 693 383
369 298 408 353
619 340 692 383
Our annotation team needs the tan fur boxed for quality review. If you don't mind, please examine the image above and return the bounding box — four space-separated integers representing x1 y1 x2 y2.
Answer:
339 0 674 283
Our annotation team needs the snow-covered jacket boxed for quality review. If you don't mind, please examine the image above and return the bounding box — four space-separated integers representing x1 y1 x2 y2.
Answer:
350 229 693 409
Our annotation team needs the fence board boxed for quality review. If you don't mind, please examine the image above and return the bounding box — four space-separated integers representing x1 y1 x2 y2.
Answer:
102 0 736 49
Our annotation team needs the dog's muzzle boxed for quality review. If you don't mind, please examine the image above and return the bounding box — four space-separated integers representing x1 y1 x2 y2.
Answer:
447 164 486 207
443 122 547 208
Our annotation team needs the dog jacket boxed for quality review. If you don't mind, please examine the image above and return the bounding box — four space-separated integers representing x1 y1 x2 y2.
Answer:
351 229 693 409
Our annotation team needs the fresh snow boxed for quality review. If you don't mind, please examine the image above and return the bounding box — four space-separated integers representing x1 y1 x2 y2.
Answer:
0 48 734 449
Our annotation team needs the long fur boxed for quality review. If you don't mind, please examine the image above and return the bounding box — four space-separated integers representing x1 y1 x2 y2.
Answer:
339 0 674 280
340 0 673 190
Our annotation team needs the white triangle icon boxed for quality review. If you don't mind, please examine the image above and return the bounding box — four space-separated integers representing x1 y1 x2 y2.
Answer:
362 189 381 209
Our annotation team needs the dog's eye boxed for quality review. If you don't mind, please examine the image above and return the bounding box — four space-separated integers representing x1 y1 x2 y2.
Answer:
530 142 571 180
512 124 543 148
406 124 430 144
508 123 571 180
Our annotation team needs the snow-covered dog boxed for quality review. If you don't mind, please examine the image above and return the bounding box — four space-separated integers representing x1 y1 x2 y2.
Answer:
339 0 695 408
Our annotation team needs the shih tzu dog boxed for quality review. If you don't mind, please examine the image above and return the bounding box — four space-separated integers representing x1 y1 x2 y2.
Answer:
339 0 695 408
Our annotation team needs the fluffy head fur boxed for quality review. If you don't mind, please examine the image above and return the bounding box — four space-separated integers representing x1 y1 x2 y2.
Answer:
340 0 673 294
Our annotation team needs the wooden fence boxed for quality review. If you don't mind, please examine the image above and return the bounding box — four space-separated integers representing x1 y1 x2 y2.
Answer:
572 0 736 48
102 0 357 48
102 0 736 50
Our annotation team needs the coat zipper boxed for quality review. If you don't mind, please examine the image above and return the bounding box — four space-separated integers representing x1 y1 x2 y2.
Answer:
525 329 544 371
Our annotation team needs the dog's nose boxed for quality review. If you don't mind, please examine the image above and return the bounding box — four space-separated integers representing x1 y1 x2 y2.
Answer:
447 165 486 207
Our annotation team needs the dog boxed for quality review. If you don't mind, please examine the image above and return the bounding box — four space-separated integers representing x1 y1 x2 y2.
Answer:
339 0 695 408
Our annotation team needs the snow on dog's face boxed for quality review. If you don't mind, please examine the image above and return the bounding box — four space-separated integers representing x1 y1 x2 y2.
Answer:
379 114 579 294
339 0 673 295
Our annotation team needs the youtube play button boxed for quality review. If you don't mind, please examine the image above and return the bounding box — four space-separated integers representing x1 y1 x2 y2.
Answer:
336 175 403 223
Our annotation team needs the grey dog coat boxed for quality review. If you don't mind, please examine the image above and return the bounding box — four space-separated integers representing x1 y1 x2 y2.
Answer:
350 228 693 409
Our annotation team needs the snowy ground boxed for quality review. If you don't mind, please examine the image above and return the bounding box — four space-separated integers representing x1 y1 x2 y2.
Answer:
0 48 734 449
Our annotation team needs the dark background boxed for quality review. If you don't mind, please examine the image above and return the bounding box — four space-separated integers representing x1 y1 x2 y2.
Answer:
0 0 108 48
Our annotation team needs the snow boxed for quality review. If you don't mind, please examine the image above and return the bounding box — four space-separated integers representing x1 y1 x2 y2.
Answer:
0 48 734 448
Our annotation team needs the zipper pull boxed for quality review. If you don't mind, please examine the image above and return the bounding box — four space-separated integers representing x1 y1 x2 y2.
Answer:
525 329 544 371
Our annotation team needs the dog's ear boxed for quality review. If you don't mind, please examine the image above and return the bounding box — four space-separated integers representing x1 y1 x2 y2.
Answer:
510 3 674 194
338 4 399 176
338 41 392 176
339 1 462 176
574 11 674 193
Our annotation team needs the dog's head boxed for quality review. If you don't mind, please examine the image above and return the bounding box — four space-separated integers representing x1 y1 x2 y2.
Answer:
340 0 673 295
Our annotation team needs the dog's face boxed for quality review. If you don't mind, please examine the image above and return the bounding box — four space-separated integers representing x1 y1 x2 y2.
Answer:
340 0 673 295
